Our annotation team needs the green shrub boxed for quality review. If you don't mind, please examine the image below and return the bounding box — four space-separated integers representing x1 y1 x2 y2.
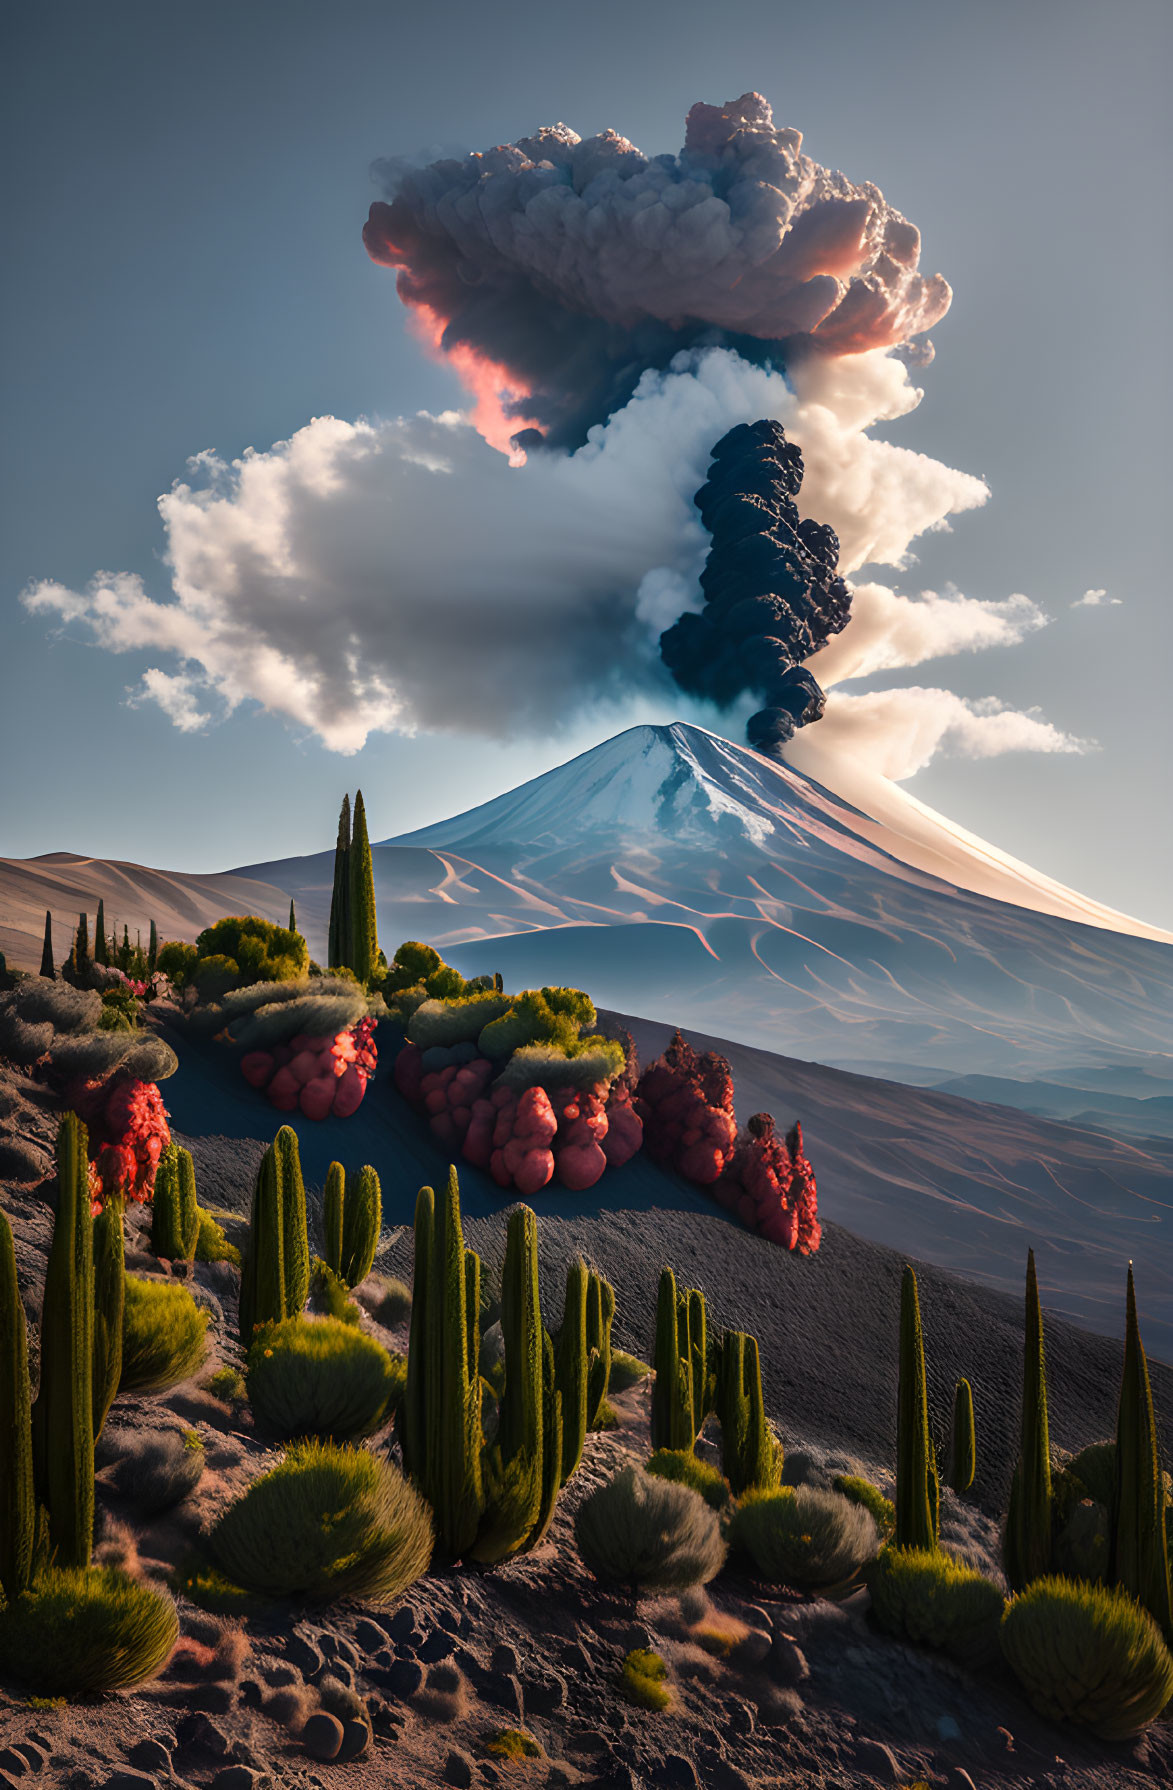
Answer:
866 1546 1006 1669
407 991 512 1050
1054 1499 1110 1585
195 1208 241 1267
1000 1576 1173 1740
620 1648 671 1711
483 1728 543 1759
609 1349 650 1392
647 1448 731 1512
834 1473 896 1540
1062 1440 1116 1509
369 1276 412 1329
246 1317 404 1441
112 1428 206 1516
193 916 308 989
119 1276 209 1393
574 1464 726 1595
0 1567 178 1695
204 1365 246 1405
209 1439 433 1603
170 1555 258 1616
732 1486 878 1591
310 1258 361 1326
494 1039 626 1092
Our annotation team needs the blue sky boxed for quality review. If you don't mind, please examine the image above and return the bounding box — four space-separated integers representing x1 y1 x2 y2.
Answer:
2 0 1170 924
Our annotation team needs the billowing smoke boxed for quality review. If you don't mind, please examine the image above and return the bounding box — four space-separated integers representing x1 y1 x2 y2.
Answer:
661 419 851 750
363 92 951 448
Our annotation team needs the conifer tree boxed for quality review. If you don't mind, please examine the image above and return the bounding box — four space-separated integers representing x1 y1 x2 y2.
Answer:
276 1126 310 1317
0 1210 34 1600
32 1113 94 1570
75 912 90 975
896 1264 939 1551
120 924 130 971
148 919 158 974
289 898 297 934
94 898 109 967
1112 1264 1173 1640
340 1165 381 1288
349 789 378 984
322 1161 345 1278
1005 1249 1052 1589
327 795 351 970
39 910 55 979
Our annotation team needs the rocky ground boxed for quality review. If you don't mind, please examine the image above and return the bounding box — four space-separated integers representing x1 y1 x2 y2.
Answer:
1 1058 1171 1790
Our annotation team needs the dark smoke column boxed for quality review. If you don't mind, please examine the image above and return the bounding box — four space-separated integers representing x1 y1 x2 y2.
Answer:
659 420 851 754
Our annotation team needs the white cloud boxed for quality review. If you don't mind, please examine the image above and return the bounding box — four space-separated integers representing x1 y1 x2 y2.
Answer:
805 582 1046 687
789 686 1088 782
1072 587 1122 607
23 347 990 753
130 669 212 733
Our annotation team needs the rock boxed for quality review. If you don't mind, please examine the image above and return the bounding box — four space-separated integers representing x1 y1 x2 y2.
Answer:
386 1658 424 1698
262 1660 300 1688
238 1678 264 1709
657 1756 700 1788
302 1713 344 1762
336 1719 371 1763
944 1772 977 1790
480 1669 524 1718
285 1633 324 1679
352 1617 388 1652
523 1669 568 1714
386 1605 421 1644
183 1682 236 1713
175 1712 230 1758
733 1627 772 1666
438 1605 463 1634
936 1714 962 1742
419 1627 456 1662
100 1777 158 1790
852 1738 902 1782
490 1642 521 1676
696 1764 751 1790
332 1635 361 1671
727 1699 756 1736
128 1743 172 1774
770 1637 810 1686
210 1770 267 1790
0 1748 45 1778
757 1687 802 1727
443 1750 474 1788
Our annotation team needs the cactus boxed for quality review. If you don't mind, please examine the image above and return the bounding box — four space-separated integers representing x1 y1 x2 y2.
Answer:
0 1210 34 1600
276 1127 309 1317
239 1137 286 1341
555 1258 589 1484
39 910 55 979
401 1183 433 1485
341 1165 380 1288
585 1269 615 1430
950 1377 976 1495
531 1329 563 1550
651 1268 702 1453
715 1328 779 1496
896 1265 939 1552
31 1113 95 1570
322 1161 345 1278
1004 1249 1052 1590
1111 1265 1172 1640
464 1249 480 1383
151 1143 199 1262
91 1192 125 1441
687 1287 711 1429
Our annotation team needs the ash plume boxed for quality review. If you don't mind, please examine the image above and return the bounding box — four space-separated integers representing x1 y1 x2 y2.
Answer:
364 92 951 448
660 419 851 751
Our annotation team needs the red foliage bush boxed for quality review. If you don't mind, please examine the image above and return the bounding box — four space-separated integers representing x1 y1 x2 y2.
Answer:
715 1113 821 1254
239 1016 377 1121
393 1041 643 1194
70 1071 171 1209
634 1030 738 1185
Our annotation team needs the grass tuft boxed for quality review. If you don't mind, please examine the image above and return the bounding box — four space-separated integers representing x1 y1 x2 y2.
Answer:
0 1567 178 1696
620 1647 672 1711
120 1275 209 1393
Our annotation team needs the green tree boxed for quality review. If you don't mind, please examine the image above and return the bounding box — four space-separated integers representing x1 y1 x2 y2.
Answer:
75 912 90 976
327 794 351 971
1112 1265 1172 1640
1004 1249 1052 1590
39 910 55 979
349 790 378 984
31 1114 94 1570
94 899 109 967
148 919 158 974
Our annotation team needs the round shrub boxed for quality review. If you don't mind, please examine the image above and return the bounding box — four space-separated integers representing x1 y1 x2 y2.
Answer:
246 1316 404 1441
574 1464 726 1595
120 1276 209 1393
834 1473 895 1540
621 1648 672 1710
0 1567 178 1696
1000 1577 1173 1740
609 1350 650 1392
647 1448 731 1512
866 1546 1006 1670
113 1429 206 1516
210 1439 433 1603
732 1485 878 1591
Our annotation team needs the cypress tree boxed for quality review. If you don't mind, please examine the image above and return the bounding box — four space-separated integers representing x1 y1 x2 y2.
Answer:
1004 1249 1052 1589
0 1210 34 1600
349 790 378 984
92 1193 125 1441
148 919 158 974
276 1126 309 1317
1112 1265 1173 1639
340 1164 380 1288
950 1378 976 1495
32 1113 94 1570
39 910 55 979
896 1265 939 1552
327 795 352 970
402 1183 434 1483
239 1139 286 1342
289 898 297 935
152 1143 199 1261
94 899 109 967
555 1257 589 1484
120 924 130 972
584 1269 615 1430
322 1161 345 1278
75 912 90 976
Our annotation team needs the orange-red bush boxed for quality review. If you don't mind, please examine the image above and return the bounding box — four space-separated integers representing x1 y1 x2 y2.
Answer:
240 1016 377 1121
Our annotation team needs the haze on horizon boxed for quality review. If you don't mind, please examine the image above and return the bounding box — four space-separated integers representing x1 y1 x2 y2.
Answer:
1 0 1169 929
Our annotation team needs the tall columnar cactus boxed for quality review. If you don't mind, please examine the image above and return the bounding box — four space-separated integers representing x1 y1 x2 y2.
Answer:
896 1264 939 1552
687 1287 711 1429
341 1165 381 1288
555 1257 589 1484
1004 1249 1052 1590
322 1161 345 1279
239 1137 286 1341
349 790 379 985
91 1192 125 1442
402 1183 434 1486
532 1329 563 1550
0 1210 34 1600
716 1328 779 1495
950 1378 976 1495
32 1113 95 1570
39 909 55 979
584 1268 615 1431
1112 1265 1173 1640
429 1167 484 1556
276 1126 310 1317
464 1249 481 1383
651 1268 705 1453
151 1143 200 1262
94 898 109 967
327 794 352 971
